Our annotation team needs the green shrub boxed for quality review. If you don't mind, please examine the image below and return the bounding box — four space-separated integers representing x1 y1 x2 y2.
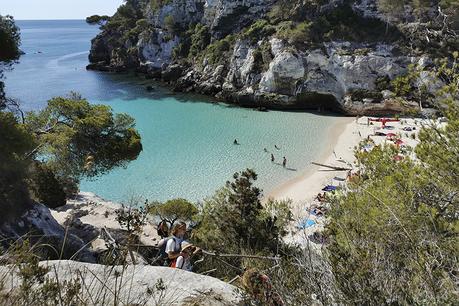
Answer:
241 19 275 43
0 15 21 62
163 14 178 34
148 198 198 228
188 24 211 58
201 34 236 66
191 169 292 279
29 163 66 208
275 21 312 46
85 15 110 25
252 41 273 73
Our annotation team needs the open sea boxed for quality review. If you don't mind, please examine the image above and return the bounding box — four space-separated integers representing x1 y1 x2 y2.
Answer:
4 20 338 203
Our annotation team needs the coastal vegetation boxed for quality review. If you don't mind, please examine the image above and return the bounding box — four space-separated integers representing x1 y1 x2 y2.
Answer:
148 198 197 228
1 93 142 216
85 15 110 25
1 3 459 305
0 18 143 219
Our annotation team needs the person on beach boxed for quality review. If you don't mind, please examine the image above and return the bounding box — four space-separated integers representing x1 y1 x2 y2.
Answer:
282 157 287 167
234 139 239 145
271 154 275 162
165 222 187 266
174 242 202 271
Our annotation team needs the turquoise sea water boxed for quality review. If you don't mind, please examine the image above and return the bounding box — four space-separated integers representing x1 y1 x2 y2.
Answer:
4 20 337 203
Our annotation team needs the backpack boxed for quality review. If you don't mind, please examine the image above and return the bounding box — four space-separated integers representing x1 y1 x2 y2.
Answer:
157 237 170 260
170 256 186 269
157 237 180 266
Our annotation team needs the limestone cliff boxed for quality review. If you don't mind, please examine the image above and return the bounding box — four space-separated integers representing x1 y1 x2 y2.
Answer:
87 0 458 114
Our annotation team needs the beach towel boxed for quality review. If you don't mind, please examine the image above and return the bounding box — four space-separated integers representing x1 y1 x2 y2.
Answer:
297 219 316 229
322 185 337 192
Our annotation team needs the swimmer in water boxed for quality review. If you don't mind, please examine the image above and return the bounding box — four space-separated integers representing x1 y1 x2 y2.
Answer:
234 139 239 145
264 148 268 153
283 157 287 167
275 145 280 150
271 154 275 162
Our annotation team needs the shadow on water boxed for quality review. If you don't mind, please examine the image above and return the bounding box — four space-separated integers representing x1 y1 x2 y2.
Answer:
97 72 349 118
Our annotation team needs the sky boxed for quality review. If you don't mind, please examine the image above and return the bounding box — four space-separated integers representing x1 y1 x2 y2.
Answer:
0 0 124 20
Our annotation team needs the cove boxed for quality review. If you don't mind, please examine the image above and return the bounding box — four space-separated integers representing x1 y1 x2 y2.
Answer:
4 20 338 203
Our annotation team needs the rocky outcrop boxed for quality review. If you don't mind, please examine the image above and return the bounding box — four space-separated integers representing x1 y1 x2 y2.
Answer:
1 260 243 305
0 202 96 262
88 0 456 114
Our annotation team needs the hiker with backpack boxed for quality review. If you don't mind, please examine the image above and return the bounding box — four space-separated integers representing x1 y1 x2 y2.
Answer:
165 222 187 263
156 222 187 266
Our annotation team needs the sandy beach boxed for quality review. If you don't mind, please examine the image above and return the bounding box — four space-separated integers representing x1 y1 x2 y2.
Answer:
268 115 425 243
268 116 356 205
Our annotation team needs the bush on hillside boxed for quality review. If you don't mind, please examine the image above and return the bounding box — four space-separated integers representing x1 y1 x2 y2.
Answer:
325 57 459 304
148 198 198 228
191 169 292 279
29 162 66 208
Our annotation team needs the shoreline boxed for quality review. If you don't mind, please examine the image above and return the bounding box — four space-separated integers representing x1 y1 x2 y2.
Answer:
267 115 426 244
266 116 356 207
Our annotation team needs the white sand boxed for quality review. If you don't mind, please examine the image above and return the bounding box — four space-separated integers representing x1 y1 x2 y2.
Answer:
267 116 426 244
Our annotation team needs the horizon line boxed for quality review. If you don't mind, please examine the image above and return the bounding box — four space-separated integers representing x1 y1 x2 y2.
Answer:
16 18 88 21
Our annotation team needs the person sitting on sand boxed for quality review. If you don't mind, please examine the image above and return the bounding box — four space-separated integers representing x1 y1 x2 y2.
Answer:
315 193 326 202
174 241 201 271
234 139 239 145
282 157 287 167
271 153 275 162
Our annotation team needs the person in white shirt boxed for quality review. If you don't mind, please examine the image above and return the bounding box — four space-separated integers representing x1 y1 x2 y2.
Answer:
165 222 186 264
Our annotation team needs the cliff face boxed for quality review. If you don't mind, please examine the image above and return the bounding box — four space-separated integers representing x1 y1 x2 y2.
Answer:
88 0 458 114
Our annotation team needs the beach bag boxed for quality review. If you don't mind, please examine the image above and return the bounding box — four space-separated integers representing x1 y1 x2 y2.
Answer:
169 258 177 268
158 237 180 266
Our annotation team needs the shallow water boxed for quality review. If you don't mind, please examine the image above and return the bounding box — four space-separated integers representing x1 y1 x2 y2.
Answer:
4 20 337 203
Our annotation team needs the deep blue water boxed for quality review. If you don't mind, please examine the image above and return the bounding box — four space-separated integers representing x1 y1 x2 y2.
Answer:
4 20 337 203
